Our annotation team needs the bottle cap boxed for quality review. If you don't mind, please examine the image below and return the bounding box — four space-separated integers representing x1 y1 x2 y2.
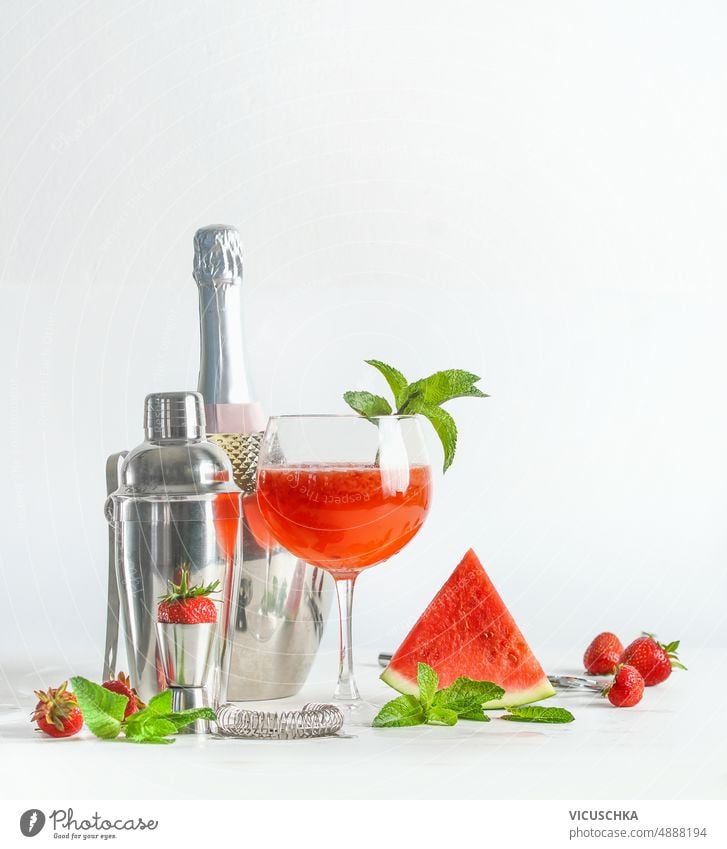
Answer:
144 391 206 441
193 225 243 285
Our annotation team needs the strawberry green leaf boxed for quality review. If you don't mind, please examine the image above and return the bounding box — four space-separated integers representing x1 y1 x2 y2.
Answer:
405 369 488 407
426 707 458 726
417 662 439 711
658 638 686 670
365 360 409 408
343 391 393 419
501 706 575 724
372 695 426 728
70 676 127 740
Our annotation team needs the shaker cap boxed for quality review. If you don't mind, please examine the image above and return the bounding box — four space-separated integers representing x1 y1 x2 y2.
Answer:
144 391 205 441
193 225 243 285
105 391 241 524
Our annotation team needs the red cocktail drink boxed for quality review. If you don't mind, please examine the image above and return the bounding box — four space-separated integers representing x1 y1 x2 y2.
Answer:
255 415 432 711
257 464 431 576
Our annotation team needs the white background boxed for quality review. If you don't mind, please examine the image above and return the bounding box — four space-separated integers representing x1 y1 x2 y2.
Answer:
1 0 726 679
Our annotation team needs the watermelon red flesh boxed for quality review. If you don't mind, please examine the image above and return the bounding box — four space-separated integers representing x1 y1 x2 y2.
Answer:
381 548 555 709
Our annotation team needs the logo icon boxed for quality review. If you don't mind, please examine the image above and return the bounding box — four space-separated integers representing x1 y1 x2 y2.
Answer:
20 809 46 837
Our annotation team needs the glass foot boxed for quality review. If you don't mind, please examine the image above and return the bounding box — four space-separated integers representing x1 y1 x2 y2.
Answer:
333 697 378 728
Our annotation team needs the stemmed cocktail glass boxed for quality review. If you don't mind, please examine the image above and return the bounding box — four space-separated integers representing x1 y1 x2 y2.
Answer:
256 415 431 717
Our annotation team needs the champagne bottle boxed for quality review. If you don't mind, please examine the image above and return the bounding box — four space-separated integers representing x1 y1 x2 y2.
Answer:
193 225 265 434
192 224 331 701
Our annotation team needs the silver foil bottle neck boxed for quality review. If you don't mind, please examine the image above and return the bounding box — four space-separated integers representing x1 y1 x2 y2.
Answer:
144 391 206 441
193 225 243 286
193 224 253 407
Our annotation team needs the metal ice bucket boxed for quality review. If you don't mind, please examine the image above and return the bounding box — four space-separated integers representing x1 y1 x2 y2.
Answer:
207 432 333 700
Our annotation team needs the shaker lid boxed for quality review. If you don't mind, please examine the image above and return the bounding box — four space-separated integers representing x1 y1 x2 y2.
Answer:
106 391 242 523
145 391 205 441
193 225 243 285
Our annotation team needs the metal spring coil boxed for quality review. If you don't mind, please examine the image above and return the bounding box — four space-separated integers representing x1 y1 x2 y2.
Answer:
214 702 344 740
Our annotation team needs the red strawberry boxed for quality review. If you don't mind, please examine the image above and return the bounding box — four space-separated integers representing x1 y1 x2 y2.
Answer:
102 672 144 718
621 634 686 686
604 664 644 707
157 567 219 625
31 681 83 738
583 632 624 675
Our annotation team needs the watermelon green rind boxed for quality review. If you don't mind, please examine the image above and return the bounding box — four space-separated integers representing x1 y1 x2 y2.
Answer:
381 548 555 709
381 666 555 709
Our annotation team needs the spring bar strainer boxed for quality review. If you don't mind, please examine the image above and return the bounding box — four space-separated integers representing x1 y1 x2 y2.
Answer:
214 702 345 740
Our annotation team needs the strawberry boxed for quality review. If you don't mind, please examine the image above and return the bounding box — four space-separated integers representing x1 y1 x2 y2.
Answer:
604 664 644 707
620 634 686 686
102 672 144 718
157 567 219 625
31 681 83 738
583 632 624 675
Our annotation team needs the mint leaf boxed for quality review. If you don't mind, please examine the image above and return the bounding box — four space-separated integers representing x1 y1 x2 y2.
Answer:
372 695 426 728
344 359 488 472
163 708 216 732
406 400 458 471
123 713 151 739
405 369 488 406
132 737 175 745
417 662 438 710
343 391 392 418
426 707 458 726
146 690 173 714
70 676 127 740
125 715 178 742
125 696 216 740
365 360 409 408
501 706 575 724
459 708 490 722
433 677 505 714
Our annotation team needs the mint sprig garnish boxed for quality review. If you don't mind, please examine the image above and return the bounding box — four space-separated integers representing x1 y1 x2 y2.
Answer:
372 662 504 728
373 662 575 728
501 705 575 724
70 676 216 744
344 360 488 471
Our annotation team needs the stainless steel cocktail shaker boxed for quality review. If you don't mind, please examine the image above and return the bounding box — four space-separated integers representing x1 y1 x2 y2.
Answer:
104 392 242 724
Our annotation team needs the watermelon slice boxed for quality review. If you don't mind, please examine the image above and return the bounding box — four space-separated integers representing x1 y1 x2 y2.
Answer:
381 548 555 709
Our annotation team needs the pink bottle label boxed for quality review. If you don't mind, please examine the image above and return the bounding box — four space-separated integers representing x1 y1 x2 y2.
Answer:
205 403 266 434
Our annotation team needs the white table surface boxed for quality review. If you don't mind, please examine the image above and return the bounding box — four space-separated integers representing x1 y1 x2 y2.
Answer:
1 649 723 800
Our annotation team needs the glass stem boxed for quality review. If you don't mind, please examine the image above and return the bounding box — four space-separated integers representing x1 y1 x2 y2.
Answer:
333 575 360 701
